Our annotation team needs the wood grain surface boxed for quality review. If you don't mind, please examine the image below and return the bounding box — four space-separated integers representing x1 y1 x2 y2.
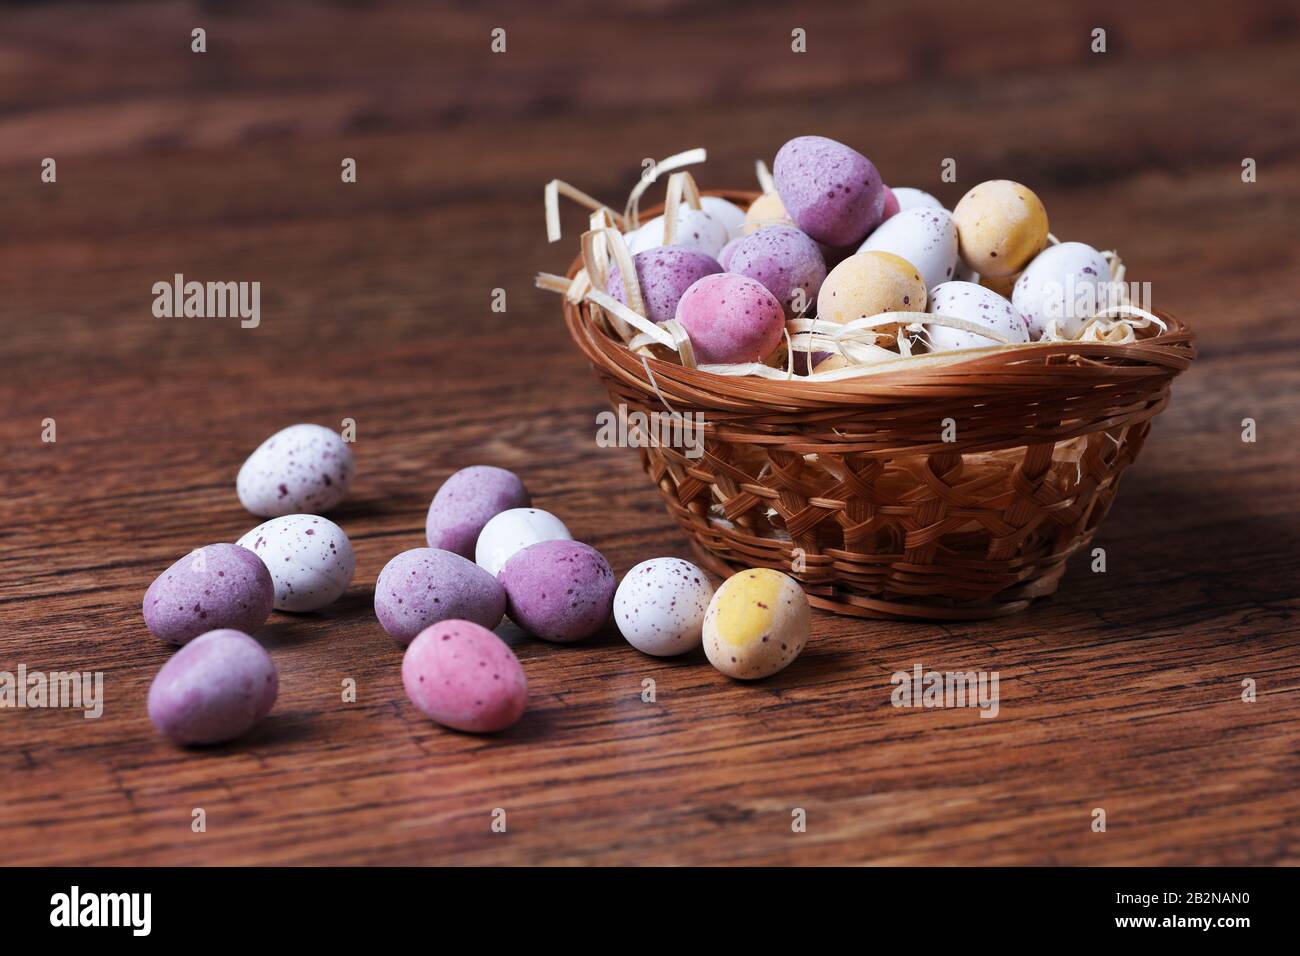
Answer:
1 0 1298 866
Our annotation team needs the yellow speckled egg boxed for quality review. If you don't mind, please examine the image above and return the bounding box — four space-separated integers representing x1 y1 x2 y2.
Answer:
703 568 810 679
742 192 794 235
951 180 1049 278
817 250 927 324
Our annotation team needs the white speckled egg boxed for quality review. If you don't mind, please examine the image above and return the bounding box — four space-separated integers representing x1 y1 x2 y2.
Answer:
1012 241 1112 339
627 205 729 258
699 196 747 240
858 207 959 292
702 568 810 680
475 508 572 577
237 424 353 518
925 281 1031 352
614 558 715 657
237 514 355 612
892 187 945 212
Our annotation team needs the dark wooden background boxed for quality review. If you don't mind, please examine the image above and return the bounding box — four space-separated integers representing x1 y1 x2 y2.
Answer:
1 0 1297 865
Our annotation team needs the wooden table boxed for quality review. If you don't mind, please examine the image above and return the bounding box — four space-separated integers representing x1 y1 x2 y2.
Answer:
2 0 1297 866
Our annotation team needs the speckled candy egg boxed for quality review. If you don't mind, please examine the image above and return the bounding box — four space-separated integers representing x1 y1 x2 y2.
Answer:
499 540 615 643
613 558 715 657
925 281 1031 352
1012 241 1112 339
674 273 785 364
426 465 530 558
143 543 274 645
858 207 959 292
817 250 927 324
236 423 354 518
475 507 572 577
702 568 810 680
773 135 885 247
374 547 506 646
147 629 278 745
879 186 901 222
606 247 723 324
717 235 745 270
237 514 355 612
729 225 827 318
627 204 729 258
700 195 747 239
742 192 794 235
401 620 528 733
951 180 1049 278
892 187 944 212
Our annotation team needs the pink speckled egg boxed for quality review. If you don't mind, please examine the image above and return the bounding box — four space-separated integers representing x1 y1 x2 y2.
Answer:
499 540 615 643
425 465 530 558
606 247 723 324
147 629 278 745
674 273 785 365
773 136 885 247
375 547 506 646
728 225 827 318
880 186 901 222
402 619 528 733
142 543 274 646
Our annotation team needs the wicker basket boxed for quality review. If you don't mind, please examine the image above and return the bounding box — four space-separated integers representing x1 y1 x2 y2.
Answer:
562 190 1196 619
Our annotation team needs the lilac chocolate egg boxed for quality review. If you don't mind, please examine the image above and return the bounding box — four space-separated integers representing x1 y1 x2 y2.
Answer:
375 547 506 646
143 543 274 646
147 629 278 745
717 235 745 270
499 540 615 643
773 135 884 247
402 619 528 733
606 247 723 325
425 465 530 558
674 273 786 365
728 225 827 318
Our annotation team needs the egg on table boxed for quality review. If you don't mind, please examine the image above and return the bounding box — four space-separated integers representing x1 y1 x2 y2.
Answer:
498 540 616 643
728 225 827 318
147 629 278 745
858 207 959 292
401 620 528 733
817 250 927 324
606 247 723 324
702 567 810 679
237 514 355 612
375 547 506 645
236 423 354 518
613 557 715 657
925 281 1031 352
143 543 275 645
626 203 729 258
1012 241 1112 339
774 135 885 247
425 465 530 559
475 507 572 577
674 273 786 364
951 180 1049 278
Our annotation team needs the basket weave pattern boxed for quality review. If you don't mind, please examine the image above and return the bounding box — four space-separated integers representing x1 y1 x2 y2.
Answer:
563 195 1196 619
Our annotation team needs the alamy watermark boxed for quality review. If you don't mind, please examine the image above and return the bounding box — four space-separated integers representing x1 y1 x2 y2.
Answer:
50 886 150 936
596 403 705 459
1 664 104 718
152 273 260 328
890 663 999 718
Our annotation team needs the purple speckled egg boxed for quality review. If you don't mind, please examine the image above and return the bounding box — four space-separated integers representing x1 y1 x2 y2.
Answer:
606 247 723 325
499 540 615 643
147 629 278 745
728 225 827 318
674 273 785 365
773 135 884 247
375 547 506 646
143 543 274 646
426 465 530 558
402 619 528 733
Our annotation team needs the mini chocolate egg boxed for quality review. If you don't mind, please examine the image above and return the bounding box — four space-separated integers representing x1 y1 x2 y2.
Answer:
475 508 572 577
627 204 729 258
613 558 715 657
425 465 530 559
879 186 901 222
817 250 927 324
674 273 786 364
951 180 1049 278
892 187 945 212
147 629 277 745
858 207 959 292
773 135 885 247
717 235 745 270
237 514 355 612
374 547 506 645
700 195 748 239
925 281 1031 352
606 247 723 324
1012 241 1112 339
499 540 615 643
402 620 528 733
702 568 810 679
742 191 794 235
729 225 827 318
143 543 275 645
236 423 354 518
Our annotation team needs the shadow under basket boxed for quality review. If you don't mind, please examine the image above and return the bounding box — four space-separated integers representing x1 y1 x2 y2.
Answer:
563 195 1197 620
